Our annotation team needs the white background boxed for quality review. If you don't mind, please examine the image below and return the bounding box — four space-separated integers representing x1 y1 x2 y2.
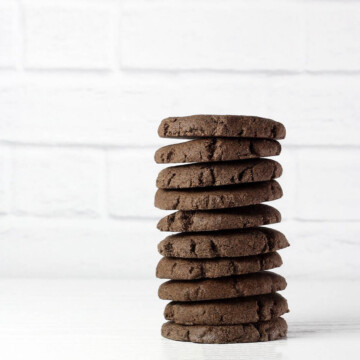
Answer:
0 0 359 281
1 1 360 359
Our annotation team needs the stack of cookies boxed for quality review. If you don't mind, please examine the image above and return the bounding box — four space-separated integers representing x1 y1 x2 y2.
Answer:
154 115 289 344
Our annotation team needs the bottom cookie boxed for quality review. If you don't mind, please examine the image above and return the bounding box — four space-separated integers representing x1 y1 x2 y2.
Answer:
161 317 287 344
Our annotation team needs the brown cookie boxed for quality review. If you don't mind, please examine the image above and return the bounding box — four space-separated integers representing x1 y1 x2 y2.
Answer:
158 228 289 258
154 138 281 164
158 271 286 301
158 115 286 140
164 293 289 325
156 252 282 280
155 180 282 210
157 204 281 232
156 159 282 189
161 317 288 343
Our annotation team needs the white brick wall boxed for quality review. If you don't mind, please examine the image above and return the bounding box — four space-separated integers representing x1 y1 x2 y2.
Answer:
0 0 359 279
0 148 10 214
297 149 360 221
121 1 306 71
306 2 360 71
11 147 103 217
0 4 16 68
24 3 117 69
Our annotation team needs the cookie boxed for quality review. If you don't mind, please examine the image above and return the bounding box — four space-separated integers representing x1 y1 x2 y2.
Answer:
164 293 289 325
158 271 286 301
157 204 281 232
155 180 282 210
158 115 286 140
155 138 281 164
156 252 282 280
161 317 287 343
156 159 282 189
158 228 289 258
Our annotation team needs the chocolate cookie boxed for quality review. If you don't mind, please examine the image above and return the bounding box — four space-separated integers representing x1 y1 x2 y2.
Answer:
164 293 289 325
156 159 282 189
161 317 288 343
156 252 282 280
158 115 286 140
158 228 289 258
157 204 281 232
158 271 286 301
155 180 282 210
154 138 281 164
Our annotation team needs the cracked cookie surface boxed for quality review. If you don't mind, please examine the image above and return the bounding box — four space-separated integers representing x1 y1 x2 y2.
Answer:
157 204 281 232
158 115 286 139
156 159 282 189
164 293 289 325
158 228 289 258
155 137 281 164
155 180 282 210
158 271 287 301
156 252 282 280
161 317 288 343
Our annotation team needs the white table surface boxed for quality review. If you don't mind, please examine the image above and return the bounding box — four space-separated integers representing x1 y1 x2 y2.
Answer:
0 278 359 360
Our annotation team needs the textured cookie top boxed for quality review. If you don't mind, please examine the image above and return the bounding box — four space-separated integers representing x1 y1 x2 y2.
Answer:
164 293 289 325
158 271 287 301
157 204 281 232
156 252 282 280
158 115 286 139
156 159 282 189
155 180 282 210
161 317 288 343
154 138 281 164
158 228 289 258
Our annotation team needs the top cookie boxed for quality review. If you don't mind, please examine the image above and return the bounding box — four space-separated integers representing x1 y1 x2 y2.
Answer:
158 115 286 140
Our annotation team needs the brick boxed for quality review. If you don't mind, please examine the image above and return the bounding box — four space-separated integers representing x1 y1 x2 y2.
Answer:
266 75 360 146
106 148 163 218
120 73 273 147
305 2 360 71
296 149 360 221
11 147 102 217
0 147 10 214
0 85 24 137
122 78 243 148
271 147 297 221
0 80 124 145
121 73 360 146
274 221 360 280
0 218 158 277
0 5 15 68
24 4 116 69
121 2 305 71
